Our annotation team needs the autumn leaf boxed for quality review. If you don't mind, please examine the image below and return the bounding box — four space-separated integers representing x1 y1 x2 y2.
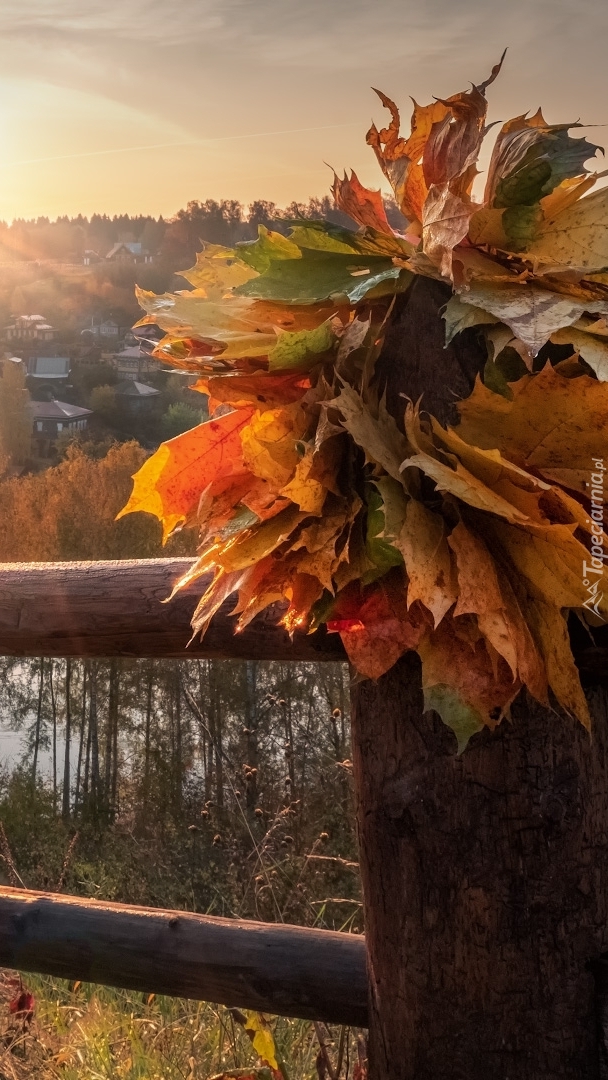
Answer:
448 519 546 693
329 383 409 483
480 517 594 612
240 404 308 488
117 409 254 541
395 499 457 626
268 319 337 372
216 504 304 573
236 243 409 305
523 597 591 728
177 242 258 295
331 169 394 234
422 187 475 278
526 185 608 272
401 448 532 524
363 485 404 583
286 219 410 258
456 364 608 494
190 567 253 640
419 614 522 745
483 110 601 241
279 448 327 514
366 90 450 222
442 296 499 345
329 574 430 679
456 281 607 356
196 372 310 412
241 1012 280 1071
550 324 608 380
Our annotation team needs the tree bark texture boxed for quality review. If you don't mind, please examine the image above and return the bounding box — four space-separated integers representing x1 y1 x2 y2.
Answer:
351 277 608 1078
352 659 608 1078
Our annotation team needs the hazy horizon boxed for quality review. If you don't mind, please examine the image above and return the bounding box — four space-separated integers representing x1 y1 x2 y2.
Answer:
1 0 607 222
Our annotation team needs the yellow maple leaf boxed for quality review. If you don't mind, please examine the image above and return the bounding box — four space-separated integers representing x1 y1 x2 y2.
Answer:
456 364 608 495
526 185 608 273
395 499 457 626
243 1011 279 1071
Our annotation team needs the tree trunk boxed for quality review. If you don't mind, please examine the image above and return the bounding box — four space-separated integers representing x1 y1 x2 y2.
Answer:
31 657 44 784
244 660 259 811
350 275 608 1078
351 658 608 1079
49 660 57 811
143 661 154 813
89 661 100 814
173 665 183 816
74 663 87 813
105 659 118 816
62 659 72 820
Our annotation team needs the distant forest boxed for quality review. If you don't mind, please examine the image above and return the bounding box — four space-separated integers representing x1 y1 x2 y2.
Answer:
0 193 405 269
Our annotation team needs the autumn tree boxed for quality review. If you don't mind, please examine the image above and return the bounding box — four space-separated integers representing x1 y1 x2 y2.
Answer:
0 441 195 561
120 58 608 1079
0 358 31 470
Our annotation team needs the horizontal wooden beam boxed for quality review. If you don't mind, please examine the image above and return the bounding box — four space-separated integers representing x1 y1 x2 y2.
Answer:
0 886 368 1027
0 560 346 661
0 561 605 676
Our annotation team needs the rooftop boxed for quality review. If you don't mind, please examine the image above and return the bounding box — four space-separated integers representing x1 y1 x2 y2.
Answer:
115 380 160 398
30 400 92 420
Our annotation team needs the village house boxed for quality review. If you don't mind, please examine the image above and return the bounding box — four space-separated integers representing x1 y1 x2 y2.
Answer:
84 318 120 340
24 355 71 383
105 242 154 265
5 315 59 343
30 400 92 458
114 380 160 412
112 346 160 382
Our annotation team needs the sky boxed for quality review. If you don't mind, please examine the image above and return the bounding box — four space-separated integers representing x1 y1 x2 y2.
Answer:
1 0 608 221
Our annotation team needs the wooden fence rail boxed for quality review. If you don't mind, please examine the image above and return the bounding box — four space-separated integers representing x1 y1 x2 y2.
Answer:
0 887 368 1027
0 559 605 675
0 560 345 661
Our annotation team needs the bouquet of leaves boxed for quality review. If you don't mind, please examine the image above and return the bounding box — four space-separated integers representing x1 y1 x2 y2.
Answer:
120 55 608 748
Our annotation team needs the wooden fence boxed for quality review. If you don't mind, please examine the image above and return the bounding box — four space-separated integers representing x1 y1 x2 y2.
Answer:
0 559 606 1031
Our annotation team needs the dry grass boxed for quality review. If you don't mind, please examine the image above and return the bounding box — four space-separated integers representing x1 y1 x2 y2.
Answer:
0 971 363 1080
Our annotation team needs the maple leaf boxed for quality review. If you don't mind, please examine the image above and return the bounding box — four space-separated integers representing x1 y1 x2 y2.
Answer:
419 613 522 748
448 520 546 693
328 574 431 680
331 169 394 234
366 90 450 223
456 281 608 357
117 409 254 541
328 383 409 483
526 185 608 273
551 322 608 380
395 499 457 627
456 364 608 495
236 239 409 305
177 242 258 296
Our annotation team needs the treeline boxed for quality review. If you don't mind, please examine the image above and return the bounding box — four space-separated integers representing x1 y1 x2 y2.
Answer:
0 441 195 560
0 655 355 926
0 194 403 267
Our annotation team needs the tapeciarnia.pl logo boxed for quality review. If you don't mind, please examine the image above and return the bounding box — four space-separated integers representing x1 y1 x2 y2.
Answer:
582 457 606 621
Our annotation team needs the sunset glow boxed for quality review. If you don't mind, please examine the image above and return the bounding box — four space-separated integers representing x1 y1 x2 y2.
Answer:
1 0 607 220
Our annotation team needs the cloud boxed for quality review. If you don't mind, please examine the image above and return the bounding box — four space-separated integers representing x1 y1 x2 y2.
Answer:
2 0 608 218
0 0 225 44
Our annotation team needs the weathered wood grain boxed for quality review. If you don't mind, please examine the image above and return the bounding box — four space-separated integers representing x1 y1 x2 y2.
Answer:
0 560 346 661
0 886 368 1026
